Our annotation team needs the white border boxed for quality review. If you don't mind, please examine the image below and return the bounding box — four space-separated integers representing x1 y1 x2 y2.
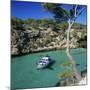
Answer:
0 0 89 90
0 0 10 90
16 0 88 5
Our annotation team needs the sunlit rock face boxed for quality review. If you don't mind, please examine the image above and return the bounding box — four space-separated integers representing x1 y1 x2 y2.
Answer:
11 27 87 55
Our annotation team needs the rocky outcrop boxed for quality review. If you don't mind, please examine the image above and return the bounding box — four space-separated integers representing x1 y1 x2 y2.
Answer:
11 28 87 55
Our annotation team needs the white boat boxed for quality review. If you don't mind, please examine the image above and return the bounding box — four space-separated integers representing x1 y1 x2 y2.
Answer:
36 56 53 69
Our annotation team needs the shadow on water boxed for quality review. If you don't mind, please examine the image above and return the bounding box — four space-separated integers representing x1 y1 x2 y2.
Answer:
81 69 87 77
76 63 80 66
45 60 56 70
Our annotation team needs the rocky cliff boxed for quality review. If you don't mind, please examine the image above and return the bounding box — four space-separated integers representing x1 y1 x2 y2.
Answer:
11 28 87 55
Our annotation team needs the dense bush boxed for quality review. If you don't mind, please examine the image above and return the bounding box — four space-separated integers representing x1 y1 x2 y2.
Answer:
11 17 86 31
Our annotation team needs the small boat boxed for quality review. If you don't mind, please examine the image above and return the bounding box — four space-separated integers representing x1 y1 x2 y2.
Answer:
36 56 53 70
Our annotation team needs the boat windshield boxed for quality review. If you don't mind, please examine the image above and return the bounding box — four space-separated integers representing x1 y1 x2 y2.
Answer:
42 57 49 60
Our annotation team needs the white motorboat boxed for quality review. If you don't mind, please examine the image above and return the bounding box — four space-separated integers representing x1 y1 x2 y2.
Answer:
36 56 53 69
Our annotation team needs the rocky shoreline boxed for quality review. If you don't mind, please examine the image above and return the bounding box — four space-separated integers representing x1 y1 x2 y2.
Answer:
56 69 87 86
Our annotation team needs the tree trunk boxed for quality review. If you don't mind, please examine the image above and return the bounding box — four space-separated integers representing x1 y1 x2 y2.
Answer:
66 20 82 81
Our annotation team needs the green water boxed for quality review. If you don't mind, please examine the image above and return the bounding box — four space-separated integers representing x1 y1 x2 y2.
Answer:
11 48 87 89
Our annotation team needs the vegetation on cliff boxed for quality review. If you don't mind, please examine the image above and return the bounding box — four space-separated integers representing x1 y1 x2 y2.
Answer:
11 17 87 55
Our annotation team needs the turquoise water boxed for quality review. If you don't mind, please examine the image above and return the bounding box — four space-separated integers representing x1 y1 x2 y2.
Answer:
11 48 87 89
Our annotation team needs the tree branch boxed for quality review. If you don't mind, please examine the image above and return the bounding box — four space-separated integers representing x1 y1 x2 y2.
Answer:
70 6 86 26
75 5 78 18
77 6 86 16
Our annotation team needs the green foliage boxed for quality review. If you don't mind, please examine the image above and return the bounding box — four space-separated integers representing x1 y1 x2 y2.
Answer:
60 61 72 68
43 3 60 12
11 17 25 30
40 19 55 28
72 23 86 30
11 16 86 32
59 22 68 30
43 3 86 27
43 3 69 22
58 70 73 78
11 17 24 25
59 61 73 79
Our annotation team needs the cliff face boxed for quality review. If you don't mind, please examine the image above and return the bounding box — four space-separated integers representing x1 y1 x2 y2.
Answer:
11 28 87 55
